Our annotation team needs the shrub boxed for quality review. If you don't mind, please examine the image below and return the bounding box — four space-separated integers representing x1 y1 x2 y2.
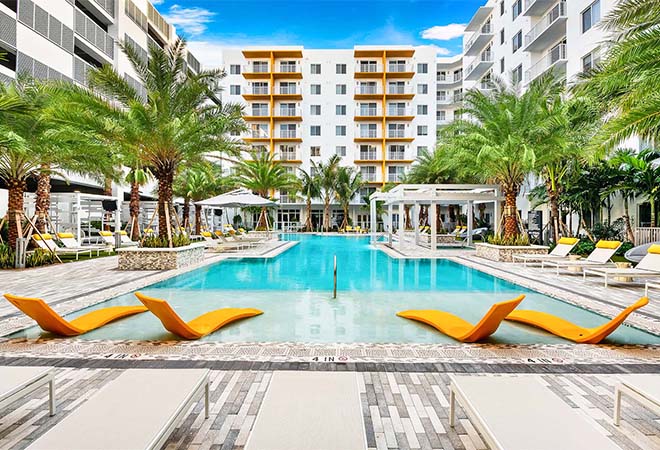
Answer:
487 234 530 246
141 234 191 248
26 249 55 268
0 243 13 269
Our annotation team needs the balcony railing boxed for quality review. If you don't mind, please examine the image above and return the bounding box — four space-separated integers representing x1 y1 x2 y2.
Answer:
248 129 269 138
275 107 302 117
249 109 270 117
359 130 380 138
525 43 567 83
277 63 300 73
361 172 377 182
359 151 378 160
74 9 114 59
355 63 382 73
90 0 115 18
250 86 269 95
387 62 412 73
453 93 464 103
465 50 493 78
278 151 298 161
278 130 298 138
243 64 270 73
387 130 406 138
386 86 413 95
73 56 94 87
278 85 298 94
388 173 404 182
355 85 382 95
357 107 380 117
525 1 566 47
387 107 412 117
464 22 493 51
388 151 406 160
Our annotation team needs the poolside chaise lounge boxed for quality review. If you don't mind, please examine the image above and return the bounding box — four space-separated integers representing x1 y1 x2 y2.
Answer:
1 366 56 416
396 295 525 342
512 237 579 266
57 232 112 256
32 233 93 260
3 293 147 337
98 230 138 247
26 368 209 450
583 244 660 287
505 297 648 343
614 374 660 426
135 292 263 339
541 240 621 274
448 375 622 450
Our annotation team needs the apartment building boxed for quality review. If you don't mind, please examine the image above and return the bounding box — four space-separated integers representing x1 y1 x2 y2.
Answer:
220 46 439 229
0 0 200 218
435 56 463 129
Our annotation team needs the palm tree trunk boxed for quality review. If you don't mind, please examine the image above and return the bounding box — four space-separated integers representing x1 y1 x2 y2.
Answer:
404 205 411 230
651 196 657 228
194 204 202 235
323 198 330 232
7 179 26 251
503 187 519 239
103 177 113 231
304 197 313 231
341 204 349 229
35 165 50 233
256 206 268 230
548 187 560 243
129 181 141 241
182 198 190 230
157 169 174 238
623 198 635 244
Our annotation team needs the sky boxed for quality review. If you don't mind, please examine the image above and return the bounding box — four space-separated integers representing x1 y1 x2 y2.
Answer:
150 0 484 67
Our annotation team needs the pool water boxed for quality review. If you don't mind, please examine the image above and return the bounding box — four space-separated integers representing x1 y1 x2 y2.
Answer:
11 234 660 344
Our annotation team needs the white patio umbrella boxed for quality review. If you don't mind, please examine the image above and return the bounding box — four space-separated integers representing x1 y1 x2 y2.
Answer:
196 189 276 230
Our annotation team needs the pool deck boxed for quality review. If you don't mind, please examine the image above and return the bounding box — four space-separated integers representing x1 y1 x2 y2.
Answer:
0 237 659 449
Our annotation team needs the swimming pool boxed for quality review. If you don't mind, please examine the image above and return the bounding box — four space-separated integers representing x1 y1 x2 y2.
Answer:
11 234 660 344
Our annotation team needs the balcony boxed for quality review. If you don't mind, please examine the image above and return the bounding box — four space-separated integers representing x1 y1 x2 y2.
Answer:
243 129 270 143
357 150 379 161
242 85 270 100
385 85 415 100
273 85 302 100
387 151 407 160
273 107 302 121
437 74 462 86
244 108 270 121
361 172 378 182
523 0 557 16
464 5 494 32
74 9 114 60
464 22 494 57
525 43 567 84
355 106 382 121
73 56 95 87
354 63 383 79
355 129 382 142
386 107 413 120
524 2 567 52
386 62 414 78
387 173 405 182
273 63 302 79
242 63 270 79
274 129 302 142
354 85 383 100
465 50 493 81
277 150 300 162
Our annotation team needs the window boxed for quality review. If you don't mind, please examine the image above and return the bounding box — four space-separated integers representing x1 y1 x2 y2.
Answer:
512 0 522 19
280 103 296 116
229 85 241 95
310 105 321 115
336 63 346 74
511 64 523 84
388 145 405 159
279 82 296 94
417 63 428 74
335 145 346 156
388 124 405 137
417 125 428 136
437 90 447 101
336 104 346 115
388 166 405 182
500 57 505 73
311 84 321 95
310 146 321 157
336 84 347 95
417 104 428 115
417 84 428 94
512 31 522 53
582 0 601 33
360 123 378 138
416 146 428 156
336 125 346 136
229 64 241 74
500 0 505 15
280 124 296 138
252 61 269 73
310 63 321 74
310 125 321 136
437 110 446 121
500 29 504 45
437 70 446 81
582 48 600 71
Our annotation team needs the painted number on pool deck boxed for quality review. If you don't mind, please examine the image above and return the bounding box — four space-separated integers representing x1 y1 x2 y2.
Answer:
311 356 349 363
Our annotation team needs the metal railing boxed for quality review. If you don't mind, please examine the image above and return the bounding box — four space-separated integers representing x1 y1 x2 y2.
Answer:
355 63 382 73
357 107 380 116
387 151 406 160
634 227 660 245
249 129 269 138
464 22 493 51
386 85 412 95
387 173 404 182
277 63 300 73
278 85 298 94
387 107 412 116
249 108 270 117
387 62 412 73
278 151 298 161
387 129 406 138
278 130 298 138
75 9 114 58
525 43 567 83
361 172 377 182
359 129 380 138
466 50 493 77
73 56 94 87
243 64 270 73
250 85 269 95
525 1 566 47
90 0 115 17
275 107 301 117
355 85 382 95
359 151 378 160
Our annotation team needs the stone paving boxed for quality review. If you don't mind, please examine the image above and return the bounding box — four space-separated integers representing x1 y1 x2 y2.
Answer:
0 367 658 450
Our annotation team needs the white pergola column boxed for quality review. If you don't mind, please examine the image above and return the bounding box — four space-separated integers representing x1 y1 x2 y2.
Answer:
398 203 405 248
493 199 501 236
413 203 420 245
387 203 393 246
467 200 474 246
75 192 82 241
429 202 437 251
369 198 377 243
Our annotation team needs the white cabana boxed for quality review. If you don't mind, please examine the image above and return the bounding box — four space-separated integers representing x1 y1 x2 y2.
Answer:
369 184 504 249
196 188 276 231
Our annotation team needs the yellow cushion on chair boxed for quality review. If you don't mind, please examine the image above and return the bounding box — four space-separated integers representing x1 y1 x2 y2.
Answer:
32 233 52 241
118 230 127 236
57 232 75 239
99 231 113 237
596 240 621 250
648 244 660 255
201 231 212 237
558 237 579 245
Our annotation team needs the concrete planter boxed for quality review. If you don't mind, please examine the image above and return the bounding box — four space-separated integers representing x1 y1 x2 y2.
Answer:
117 243 206 270
474 242 549 262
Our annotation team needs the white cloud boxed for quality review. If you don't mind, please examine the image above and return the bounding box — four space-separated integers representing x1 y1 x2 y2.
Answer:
415 44 455 57
150 0 164 4
420 24 466 41
163 5 215 36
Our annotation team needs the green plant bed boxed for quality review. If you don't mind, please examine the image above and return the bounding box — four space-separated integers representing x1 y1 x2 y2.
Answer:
141 234 191 248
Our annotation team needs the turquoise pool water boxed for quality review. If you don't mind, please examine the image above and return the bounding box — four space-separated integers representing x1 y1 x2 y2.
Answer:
11 234 660 344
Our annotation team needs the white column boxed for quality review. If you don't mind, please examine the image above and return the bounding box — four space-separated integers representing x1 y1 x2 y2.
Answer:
413 203 420 245
493 199 501 236
387 203 393 246
467 200 474 247
398 203 405 248
370 198 377 242
430 202 437 251
75 192 82 242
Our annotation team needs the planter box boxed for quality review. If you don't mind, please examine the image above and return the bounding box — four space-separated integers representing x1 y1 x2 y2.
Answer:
117 243 206 270
474 242 549 262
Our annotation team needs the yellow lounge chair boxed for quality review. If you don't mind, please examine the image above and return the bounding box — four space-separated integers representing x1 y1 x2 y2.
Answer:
135 292 263 339
3 293 147 337
397 295 525 342
505 297 649 344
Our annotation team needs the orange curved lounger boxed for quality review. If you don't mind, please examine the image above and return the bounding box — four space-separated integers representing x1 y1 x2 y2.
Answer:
135 292 263 339
3 293 147 337
505 297 649 344
396 295 525 343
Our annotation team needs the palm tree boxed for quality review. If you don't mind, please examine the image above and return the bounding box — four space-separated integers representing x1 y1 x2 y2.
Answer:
125 167 152 240
314 155 341 231
335 166 363 230
233 152 297 230
57 38 245 238
609 149 660 227
175 164 230 234
298 168 320 231
574 0 660 149
441 78 559 238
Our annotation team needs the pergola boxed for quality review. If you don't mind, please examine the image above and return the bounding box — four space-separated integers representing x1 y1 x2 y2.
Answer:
369 184 503 248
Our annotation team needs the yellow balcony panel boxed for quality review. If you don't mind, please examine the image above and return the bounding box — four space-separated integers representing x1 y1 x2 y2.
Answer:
354 71 385 79
385 92 415 100
386 159 414 164
242 72 271 80
354 115 384 122
385 137 415 143
243 137 270 143
354 159 384 164
275 159 303 164
243 115 272 121
354 49 385 57
385 71 415 79
273 137 303 143
271 93 303 101
272 50 303 58
272 115 303 122
272 71 303 79
385 49 415 57
354 92 383 100
354 137 383 143
385 115 414 121
242 50 272 58
242 93 270 101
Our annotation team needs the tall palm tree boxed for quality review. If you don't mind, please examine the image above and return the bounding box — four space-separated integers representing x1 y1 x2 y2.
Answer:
609 149 660 227
335 166 363 230
314 155 341 232
574 0 660 149
57 38 245 238
175 164 230 234
298 168 320 232
125 167 152 240
233 152 297 230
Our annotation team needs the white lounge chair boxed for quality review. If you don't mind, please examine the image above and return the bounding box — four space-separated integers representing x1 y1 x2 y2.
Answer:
614 374 660 426
57 233 112 256
512 237 579 266
645 281 660 297
584 244 660 287
99 230 138 248
0 366 56 416
542 240 621 274
32 234 93 260
449 375 621 450
27 368 209 450
117 230 139 247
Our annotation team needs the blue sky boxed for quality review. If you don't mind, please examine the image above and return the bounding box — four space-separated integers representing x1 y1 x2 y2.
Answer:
151 1 483 66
